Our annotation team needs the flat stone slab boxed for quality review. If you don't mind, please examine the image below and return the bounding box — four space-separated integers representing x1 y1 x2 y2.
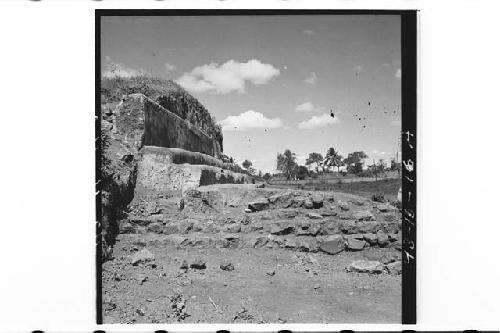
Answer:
319 235 345 255
347 260 385 274
130 248 155 266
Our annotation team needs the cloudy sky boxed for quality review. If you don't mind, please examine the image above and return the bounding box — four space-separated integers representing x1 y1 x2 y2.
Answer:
102 15 401 173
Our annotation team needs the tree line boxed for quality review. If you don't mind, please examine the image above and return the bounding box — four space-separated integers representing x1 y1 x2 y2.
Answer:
236 147 401 181
274 148 401 180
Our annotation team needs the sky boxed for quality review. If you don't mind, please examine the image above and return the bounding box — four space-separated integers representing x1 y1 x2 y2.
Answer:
101 15 402 173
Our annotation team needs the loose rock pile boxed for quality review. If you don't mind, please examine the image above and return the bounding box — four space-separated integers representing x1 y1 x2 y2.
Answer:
117 186 402 271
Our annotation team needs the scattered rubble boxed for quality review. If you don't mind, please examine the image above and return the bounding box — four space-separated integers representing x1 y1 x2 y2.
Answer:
170 293 189 321
233 307 254 322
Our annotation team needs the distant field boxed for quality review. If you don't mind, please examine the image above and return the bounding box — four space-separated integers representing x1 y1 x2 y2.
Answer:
267 178 402 201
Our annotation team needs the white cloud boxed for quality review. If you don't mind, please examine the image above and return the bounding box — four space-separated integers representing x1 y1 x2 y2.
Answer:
395 68 402 79
295 102 317 112
102 57 148 78
303 29 316 36
298 113 339 130
165 63 175 72
304 72 317 85
220 110 284 131
176 59 280 94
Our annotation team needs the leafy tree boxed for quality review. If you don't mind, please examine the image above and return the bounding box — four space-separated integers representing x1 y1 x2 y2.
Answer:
277 149 298 180
390 158 401 176
263 172 271 181
343 151 368 174
305 152 323 173
324 147 344 172
296 165 309 180
242 159 253 170
377 159 386 173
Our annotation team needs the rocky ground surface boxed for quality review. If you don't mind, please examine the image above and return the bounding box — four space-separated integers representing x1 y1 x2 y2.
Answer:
102 184 402 323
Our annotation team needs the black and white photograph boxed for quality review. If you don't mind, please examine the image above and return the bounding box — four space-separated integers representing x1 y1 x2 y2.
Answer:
4 0 500 331
97 10 416 324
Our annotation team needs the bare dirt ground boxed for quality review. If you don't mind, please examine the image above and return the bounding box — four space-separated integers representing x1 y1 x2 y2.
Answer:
102 184 402 323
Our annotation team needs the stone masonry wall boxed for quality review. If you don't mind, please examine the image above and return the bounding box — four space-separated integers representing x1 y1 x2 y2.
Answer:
134 146 252 197
114 94 221 158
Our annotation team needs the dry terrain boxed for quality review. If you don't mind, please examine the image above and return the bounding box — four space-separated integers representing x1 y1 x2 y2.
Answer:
102 184 402 323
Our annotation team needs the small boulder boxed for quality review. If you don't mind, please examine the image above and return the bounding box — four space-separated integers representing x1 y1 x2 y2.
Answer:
248 198 269 212
391 239 402 251
324 193 335 202
340 220 359 234
250 235 268 248
363 233 378 245
347 260 385 274
377 231 390 247
353 210 376 221
279 209 299 219
266 269 276 276
244 208 252 213
319 235 345 255
311 194 324 208
226 223 241 233
321 221 341 235
130 248 155 266
338 201 350 211
371 193 385 203
119 221 136 234
180 260 189 270
269 221 294 235
383 214 397 222
386 260 402 275
178 220 194 234
163 224 180 235
307 212 323 220
357 221 380 234
292 196 307 207
319 207 338 217
346 238 366 251
147 222 164 234
190 259 207 270
295 221 321 236
304 198 314 209
220 262 235 271
296 237 319 252
283 237 298 250
346 233 364 240
376 203 397 213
